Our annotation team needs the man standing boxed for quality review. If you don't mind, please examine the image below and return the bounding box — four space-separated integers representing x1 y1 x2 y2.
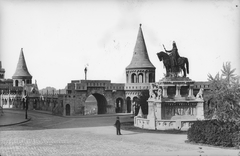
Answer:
114 116 122 135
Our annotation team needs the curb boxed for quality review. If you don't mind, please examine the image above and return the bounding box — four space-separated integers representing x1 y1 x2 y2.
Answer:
3 108 133 119
62 113 133 119
0 117 32 127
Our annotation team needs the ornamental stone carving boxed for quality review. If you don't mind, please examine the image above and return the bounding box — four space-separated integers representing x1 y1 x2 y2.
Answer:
196 88 204 99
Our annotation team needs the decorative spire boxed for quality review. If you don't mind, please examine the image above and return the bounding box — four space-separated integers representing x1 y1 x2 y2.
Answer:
12 48 32 79
126 24 155 69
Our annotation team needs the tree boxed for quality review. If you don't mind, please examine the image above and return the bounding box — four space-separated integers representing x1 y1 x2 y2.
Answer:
221 62 236 85
205 62 240 122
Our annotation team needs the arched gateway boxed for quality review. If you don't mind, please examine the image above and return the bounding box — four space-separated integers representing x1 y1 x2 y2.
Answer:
66 104 70 116
84 93 107 115
63 80 126 116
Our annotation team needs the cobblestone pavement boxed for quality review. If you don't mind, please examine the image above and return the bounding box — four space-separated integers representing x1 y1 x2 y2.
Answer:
0 111 239 156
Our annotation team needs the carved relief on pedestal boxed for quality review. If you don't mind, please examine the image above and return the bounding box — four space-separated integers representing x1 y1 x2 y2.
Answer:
157 88 162 100
149 84 156 99
148 83 163 101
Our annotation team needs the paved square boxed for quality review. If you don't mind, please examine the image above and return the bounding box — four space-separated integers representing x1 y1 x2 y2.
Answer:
0 110 239 156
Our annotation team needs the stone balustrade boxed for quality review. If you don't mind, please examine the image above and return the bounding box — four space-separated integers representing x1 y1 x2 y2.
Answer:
134 116 198 131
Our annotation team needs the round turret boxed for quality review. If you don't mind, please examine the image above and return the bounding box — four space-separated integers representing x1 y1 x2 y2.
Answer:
126 24 156 83
12 48 32 86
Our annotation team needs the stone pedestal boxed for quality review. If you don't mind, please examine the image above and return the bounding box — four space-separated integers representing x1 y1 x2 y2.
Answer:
196 101 204 120
155 101 162 120
147 99 156 129
147 100 155 119
134 77 205 131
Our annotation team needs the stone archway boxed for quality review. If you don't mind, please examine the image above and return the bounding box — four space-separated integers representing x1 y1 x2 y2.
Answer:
84 93 107 115
133 96 140 116
84 95 98 115
66 104 70 116
131 73 137 83
126 97 131 113
115 98 124 113
15 80 19 87
93 93 107 114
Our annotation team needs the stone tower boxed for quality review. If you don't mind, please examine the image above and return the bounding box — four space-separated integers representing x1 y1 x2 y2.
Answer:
125 24 156 113
0 61 5 80
12 48 32 87
126 24 155 83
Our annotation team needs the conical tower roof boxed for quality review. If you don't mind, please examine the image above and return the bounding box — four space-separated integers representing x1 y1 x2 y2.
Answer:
126 24 155 69
12 48 32 79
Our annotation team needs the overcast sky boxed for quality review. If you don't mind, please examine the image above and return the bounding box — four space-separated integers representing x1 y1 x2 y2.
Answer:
0 0 239 89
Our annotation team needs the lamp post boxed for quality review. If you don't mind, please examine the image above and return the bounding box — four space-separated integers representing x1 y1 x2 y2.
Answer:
84 67 87 80
25 95 28 119
84 64 89 80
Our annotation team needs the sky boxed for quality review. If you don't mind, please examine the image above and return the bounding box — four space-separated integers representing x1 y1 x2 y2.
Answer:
0 0 239 90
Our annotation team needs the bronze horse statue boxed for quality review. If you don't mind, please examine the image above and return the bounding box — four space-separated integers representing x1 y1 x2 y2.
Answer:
157 52 189 77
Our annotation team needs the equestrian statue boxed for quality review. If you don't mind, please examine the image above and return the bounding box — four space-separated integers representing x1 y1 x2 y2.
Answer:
157 41 189 77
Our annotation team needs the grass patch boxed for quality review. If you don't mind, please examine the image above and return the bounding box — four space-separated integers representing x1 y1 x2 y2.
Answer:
121 121 187 134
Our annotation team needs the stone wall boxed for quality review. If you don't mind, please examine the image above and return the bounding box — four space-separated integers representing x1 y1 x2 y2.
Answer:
63 88 126 116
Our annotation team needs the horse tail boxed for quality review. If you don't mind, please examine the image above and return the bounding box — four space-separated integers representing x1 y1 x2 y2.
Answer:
186 58 189 74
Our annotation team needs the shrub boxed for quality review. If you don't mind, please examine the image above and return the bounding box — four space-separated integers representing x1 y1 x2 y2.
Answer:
187 120 240 147
232 131 240 148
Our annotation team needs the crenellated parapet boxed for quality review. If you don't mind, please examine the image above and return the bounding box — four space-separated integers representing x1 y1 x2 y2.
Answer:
67 80 125 93
125 83 150 91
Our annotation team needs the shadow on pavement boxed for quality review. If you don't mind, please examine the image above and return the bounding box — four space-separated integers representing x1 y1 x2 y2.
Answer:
121 132 139 135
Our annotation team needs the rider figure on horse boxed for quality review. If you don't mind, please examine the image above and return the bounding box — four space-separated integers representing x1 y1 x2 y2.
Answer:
163 41 180 73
